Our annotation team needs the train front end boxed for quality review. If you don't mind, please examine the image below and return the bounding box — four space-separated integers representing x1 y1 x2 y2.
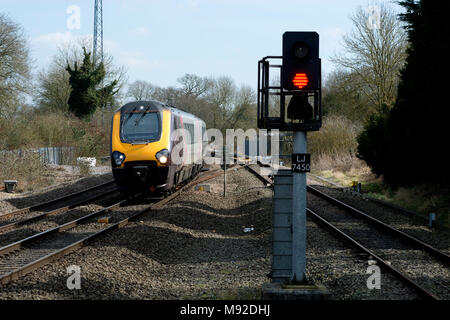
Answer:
110 101 175 195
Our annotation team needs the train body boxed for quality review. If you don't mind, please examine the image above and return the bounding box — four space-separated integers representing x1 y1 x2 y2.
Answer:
110 100 207 195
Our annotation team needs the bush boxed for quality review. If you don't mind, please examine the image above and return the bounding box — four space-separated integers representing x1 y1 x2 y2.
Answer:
307 115 363 172
0 109 112 160
356 105 391 177
0 150 51 192
309 115 361 157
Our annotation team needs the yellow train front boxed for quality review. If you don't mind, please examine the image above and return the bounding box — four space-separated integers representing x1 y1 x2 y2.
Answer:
110 100 207 196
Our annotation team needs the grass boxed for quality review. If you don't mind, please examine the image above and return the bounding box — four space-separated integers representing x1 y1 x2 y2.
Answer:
0 150 53 193
306 115 449 227
313 167 450 227
0 108 113 194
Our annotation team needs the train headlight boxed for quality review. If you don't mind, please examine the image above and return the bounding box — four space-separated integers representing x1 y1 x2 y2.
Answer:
111 151 126 167
156 149 169 165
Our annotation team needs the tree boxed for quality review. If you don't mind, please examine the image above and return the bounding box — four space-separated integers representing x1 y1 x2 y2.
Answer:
322 69 372 123
206 76 236 131
177 73 212 98
386 0 450 185
357 104 391 176
35 39 127 114
0 13 31 119
35 63 71 113
332 2 407 110
66 47 118 119
229 85 257 130
127 80 156 101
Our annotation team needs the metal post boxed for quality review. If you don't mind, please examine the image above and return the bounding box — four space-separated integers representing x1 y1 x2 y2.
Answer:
223 145 227 197
429 213 436 228
292 130 307 282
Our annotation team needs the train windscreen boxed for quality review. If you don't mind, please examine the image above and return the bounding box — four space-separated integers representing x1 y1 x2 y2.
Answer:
120 110 161 143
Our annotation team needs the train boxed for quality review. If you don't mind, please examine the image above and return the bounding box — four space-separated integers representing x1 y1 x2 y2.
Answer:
110 100 207 196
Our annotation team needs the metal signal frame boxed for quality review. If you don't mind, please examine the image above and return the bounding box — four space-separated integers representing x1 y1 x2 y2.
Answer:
257 56 322 132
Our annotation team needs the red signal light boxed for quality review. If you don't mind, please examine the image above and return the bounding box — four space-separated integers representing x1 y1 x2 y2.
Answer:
293 73 308 89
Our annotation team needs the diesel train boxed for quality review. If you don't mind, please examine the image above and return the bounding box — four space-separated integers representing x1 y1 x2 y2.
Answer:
110 100 207 195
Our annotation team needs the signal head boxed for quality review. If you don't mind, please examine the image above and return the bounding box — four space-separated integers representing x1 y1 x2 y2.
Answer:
281 32 321 91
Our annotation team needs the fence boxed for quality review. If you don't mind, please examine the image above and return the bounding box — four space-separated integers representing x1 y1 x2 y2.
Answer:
36 147 76 165
0 147 77 166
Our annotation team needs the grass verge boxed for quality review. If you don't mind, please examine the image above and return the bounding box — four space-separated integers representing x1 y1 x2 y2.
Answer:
312 168 450 227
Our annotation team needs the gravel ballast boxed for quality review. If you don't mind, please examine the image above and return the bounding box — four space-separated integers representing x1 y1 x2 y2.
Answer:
0 168 273 300
0 168 444 299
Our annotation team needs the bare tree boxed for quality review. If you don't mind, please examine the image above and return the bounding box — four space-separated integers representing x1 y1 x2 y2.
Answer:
35 40 127 113
323 68 372 122
332 2 407 109
127 80 157 101
35 64 71 113
0 13 31 118
177 73 213 98
229 85 257 130
206 76 236 130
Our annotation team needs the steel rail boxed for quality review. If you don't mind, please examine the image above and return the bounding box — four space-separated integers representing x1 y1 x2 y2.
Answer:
244 164 446 299
0 180 116 220
308 173 450 231
307 207 440 300
244 165 273 186
0 187 119 233
0 198 129 257
245 167 450 264
307 185 450 264
0 167 236 286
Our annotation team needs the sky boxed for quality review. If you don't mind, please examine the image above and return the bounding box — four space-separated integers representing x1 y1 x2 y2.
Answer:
1 0 404 90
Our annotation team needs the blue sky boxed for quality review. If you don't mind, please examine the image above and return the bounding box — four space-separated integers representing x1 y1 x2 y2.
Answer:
1 0 403 89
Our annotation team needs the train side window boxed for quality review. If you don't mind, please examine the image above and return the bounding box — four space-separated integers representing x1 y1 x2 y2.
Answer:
185 123 195 144
202 125 206 141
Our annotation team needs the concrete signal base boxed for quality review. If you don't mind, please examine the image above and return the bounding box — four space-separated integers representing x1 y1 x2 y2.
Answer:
262 282 330 300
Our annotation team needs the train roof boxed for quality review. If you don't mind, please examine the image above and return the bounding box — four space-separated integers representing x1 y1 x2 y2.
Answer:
118 100 205 124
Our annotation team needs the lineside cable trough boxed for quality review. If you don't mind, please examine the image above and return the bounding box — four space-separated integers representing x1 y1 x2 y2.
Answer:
3 180 18 194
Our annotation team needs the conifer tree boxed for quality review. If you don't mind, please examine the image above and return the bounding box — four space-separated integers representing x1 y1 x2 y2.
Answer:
387 0 450 185
66 47 118 119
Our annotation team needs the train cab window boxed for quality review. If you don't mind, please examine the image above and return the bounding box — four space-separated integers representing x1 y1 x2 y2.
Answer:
120 111 161 143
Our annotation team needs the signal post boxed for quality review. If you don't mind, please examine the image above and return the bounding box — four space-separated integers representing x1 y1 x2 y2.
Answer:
259 32 329 298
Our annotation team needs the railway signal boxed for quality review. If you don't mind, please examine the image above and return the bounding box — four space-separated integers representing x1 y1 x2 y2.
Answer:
281 32 320 91
257 33 321 132
258 31 322 286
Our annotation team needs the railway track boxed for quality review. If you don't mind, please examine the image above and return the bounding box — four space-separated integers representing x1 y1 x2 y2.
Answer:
0 186 119 234
0 180 117 221
245 164 450 300
308 174 450 231
0 166 238 286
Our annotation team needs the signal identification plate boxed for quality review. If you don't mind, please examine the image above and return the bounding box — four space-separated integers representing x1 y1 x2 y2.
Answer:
291 154 311 173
